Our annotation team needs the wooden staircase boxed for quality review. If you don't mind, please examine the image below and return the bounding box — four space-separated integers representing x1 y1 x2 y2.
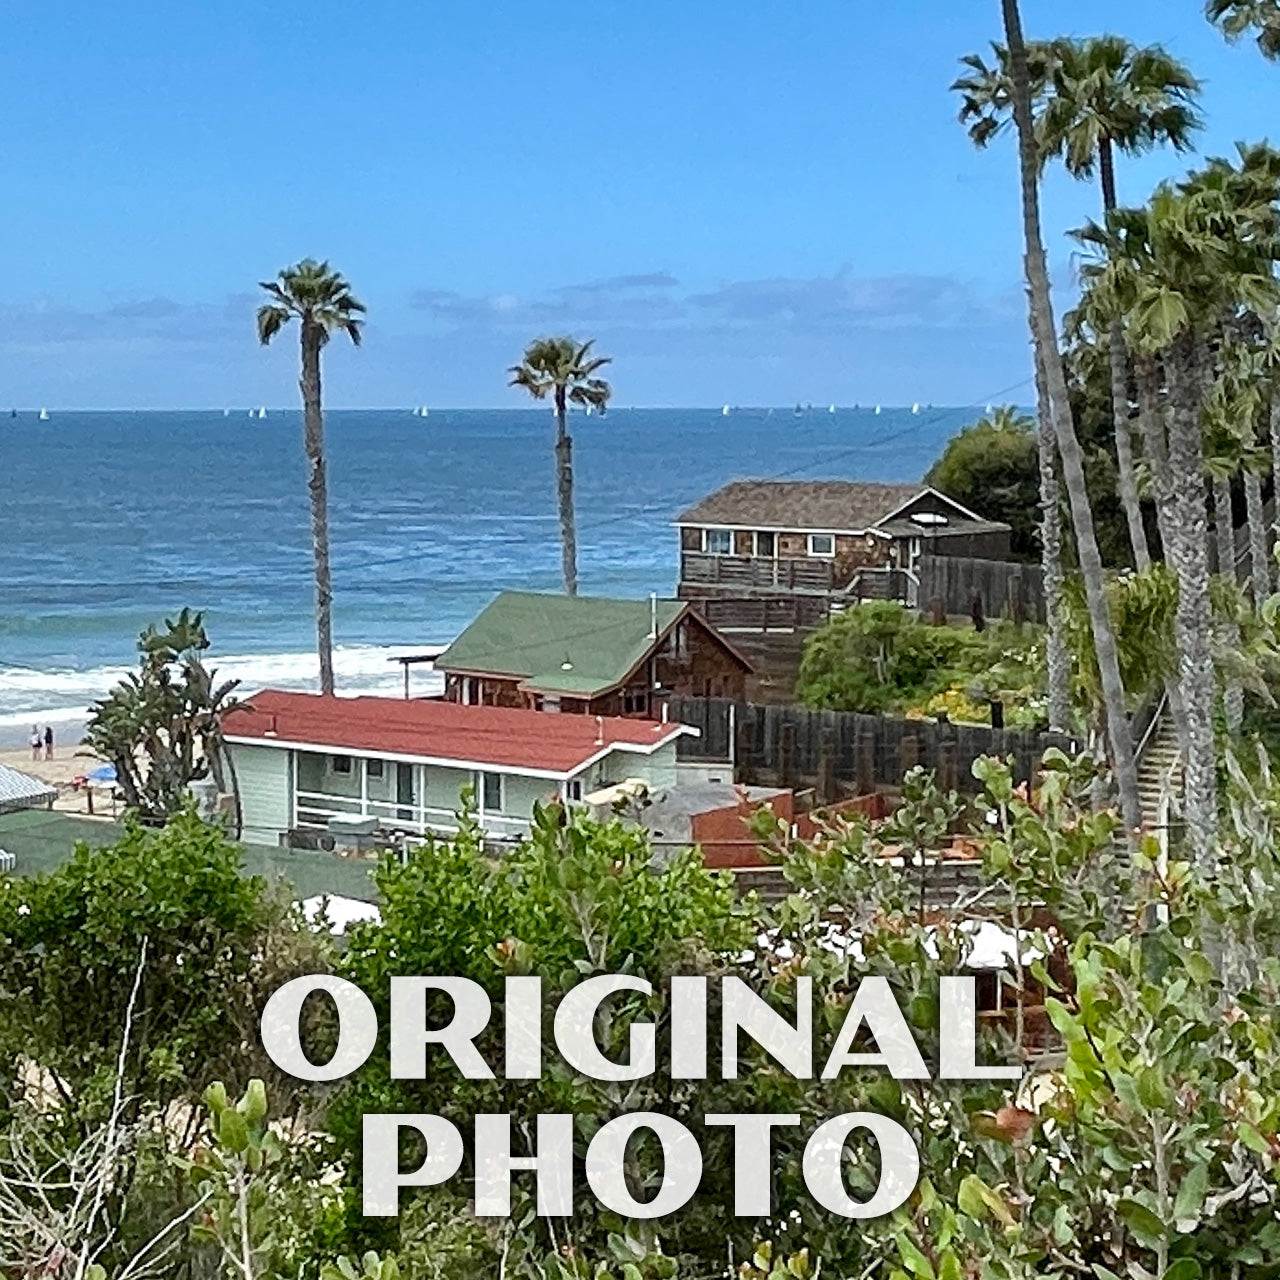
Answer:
1136 710 1183 841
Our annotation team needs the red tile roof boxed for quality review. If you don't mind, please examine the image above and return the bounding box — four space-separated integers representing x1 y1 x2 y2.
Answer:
223 689 689 777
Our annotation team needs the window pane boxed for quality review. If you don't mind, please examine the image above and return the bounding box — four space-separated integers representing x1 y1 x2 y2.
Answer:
809 534 834 556
756 531 775 556
482 771 503 811
704 528 731 554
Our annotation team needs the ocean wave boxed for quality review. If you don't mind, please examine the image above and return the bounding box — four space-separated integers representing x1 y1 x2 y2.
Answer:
0 644 446 728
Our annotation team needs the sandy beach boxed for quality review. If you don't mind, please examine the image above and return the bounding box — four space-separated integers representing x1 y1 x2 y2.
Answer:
0 741 116 816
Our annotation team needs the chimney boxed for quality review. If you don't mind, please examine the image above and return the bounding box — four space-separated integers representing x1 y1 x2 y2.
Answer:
649 592 658 641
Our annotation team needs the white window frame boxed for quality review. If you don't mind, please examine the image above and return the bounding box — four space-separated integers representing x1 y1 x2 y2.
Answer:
703 528 732 555
808 532 836 557
753 531 776 558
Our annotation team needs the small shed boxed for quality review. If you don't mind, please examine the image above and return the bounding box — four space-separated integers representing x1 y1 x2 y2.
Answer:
0 763 57 815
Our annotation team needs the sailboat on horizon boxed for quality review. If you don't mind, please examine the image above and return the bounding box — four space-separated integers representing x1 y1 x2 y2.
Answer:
38 408 49 421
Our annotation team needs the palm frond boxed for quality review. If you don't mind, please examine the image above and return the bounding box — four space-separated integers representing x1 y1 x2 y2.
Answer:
256 305 291 345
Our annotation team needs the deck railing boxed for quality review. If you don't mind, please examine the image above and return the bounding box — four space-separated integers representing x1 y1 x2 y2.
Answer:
294 788 530 841
680 552 835 593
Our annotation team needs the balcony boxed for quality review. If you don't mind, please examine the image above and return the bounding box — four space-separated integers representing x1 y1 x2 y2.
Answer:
679 552 835 594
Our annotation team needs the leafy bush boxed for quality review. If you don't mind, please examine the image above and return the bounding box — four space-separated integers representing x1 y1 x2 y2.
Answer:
796 602 1045 725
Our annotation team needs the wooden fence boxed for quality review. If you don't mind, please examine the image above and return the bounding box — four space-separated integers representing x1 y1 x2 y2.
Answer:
917 555 1045 624
670 698 1076 796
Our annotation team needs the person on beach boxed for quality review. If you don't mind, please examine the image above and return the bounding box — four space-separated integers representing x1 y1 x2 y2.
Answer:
30 726 41 760
43 725 53 759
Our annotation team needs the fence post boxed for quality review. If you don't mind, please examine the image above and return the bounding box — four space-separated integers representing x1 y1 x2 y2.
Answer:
818 725 836 804
737 711 757 785
939 730 957 792
899 732 919 779
779 721 796 790
1007 568 1024 626
930 595 945 626
855 721 875 795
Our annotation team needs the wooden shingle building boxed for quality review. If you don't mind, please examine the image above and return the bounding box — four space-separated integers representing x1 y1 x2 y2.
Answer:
434 591 753 717
676 479 1011 607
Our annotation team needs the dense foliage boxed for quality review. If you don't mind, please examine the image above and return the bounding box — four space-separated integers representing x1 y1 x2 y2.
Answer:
5 754 1280 1277
795 602 1046 728
925 407 1043 561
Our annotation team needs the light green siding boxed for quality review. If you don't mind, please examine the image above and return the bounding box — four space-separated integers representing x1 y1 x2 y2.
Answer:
501 773 560 820
229 744 291 844
575 742 680 794
422 764 470 815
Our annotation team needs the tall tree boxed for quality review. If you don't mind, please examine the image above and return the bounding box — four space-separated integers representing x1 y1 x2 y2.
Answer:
1080 160 1280 865
998 0 1143 834
257 259 365 695
956 38 1201 573
508 337 611 596
952 43 1071 730
1044 37 1201 574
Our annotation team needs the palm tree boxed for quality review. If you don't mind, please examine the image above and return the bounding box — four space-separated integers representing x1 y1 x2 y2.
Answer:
1081 162 1280 866
1207 0 1280 58
257 259 365 696
509 337 612 596
1043 37 1201 573
999 0 1144 836
953 45 1072 732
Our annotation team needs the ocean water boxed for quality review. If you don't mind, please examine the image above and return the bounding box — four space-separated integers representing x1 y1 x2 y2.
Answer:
0 406 973 740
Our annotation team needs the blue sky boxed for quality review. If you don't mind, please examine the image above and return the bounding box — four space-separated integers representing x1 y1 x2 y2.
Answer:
1 0 1277 408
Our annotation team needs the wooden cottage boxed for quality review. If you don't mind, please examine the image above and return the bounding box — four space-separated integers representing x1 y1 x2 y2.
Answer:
675 480 1012 608
434 591 753 716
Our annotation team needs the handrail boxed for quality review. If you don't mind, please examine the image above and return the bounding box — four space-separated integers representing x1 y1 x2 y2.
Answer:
1132 690 1168 765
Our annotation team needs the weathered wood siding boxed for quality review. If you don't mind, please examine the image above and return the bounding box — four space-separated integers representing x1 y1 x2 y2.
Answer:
917 555 1046 623
668 698 1075 796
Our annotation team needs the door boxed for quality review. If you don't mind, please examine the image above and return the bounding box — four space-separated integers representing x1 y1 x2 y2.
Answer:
396 762 416 823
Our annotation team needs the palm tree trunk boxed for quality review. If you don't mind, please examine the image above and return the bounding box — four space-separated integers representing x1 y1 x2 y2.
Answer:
1245 466 1270 602
554 387 578 595
1166 332 1219 870
1270 395 1280 585
1002 0 1142 836
1212 471 1244 737
1109 325 1150 570
300 320 336 695
1034 349 1071 731
1212 472 1235 582
1097 137 1149 572
1134 352 1191 751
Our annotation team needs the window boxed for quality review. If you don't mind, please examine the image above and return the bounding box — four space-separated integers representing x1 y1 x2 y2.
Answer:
367 759 384 779
703 528 732 555
808 533 836 556
622 687 649 715
754 531 776 557
330 755 352 774
566 779 583 802
480 771 504 812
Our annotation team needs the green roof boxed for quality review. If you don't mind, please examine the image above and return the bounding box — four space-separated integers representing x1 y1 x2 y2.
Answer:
0 810 380 904
437 592 688 699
